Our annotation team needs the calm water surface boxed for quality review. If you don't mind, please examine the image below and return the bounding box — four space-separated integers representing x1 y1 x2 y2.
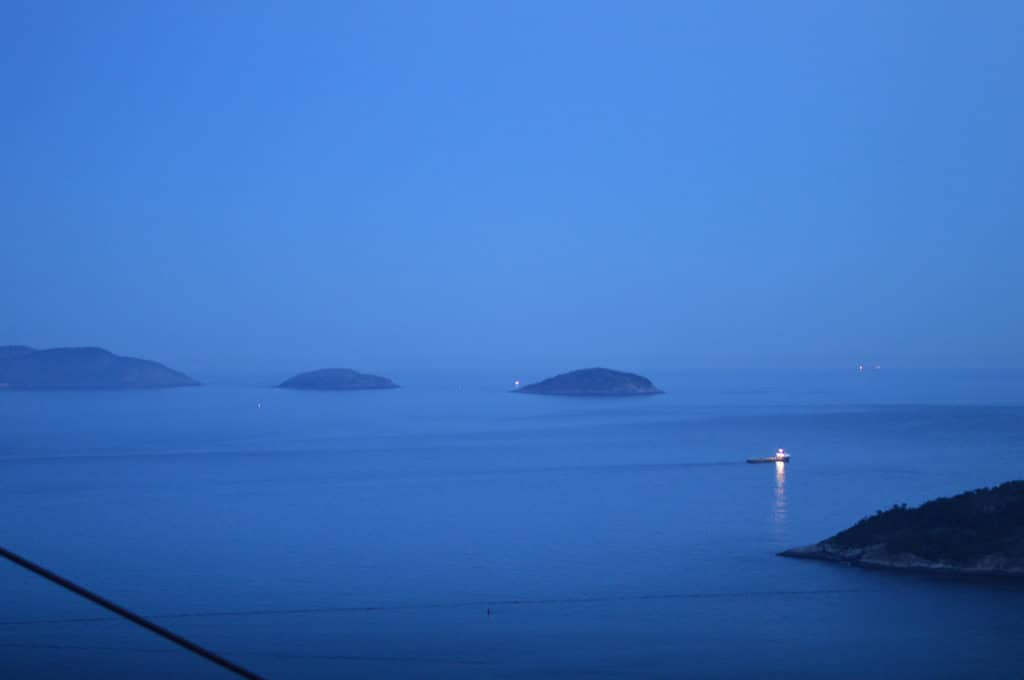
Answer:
1 370 1022 678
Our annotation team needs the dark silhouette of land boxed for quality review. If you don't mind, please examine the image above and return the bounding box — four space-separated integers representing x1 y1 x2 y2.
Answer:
515 367 662 396
781 481 1024 576
278 368 398 391
0 346 198 389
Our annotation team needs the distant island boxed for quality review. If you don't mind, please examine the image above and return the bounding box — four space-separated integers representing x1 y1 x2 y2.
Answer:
514 367 662 396
278 368 398 391
781 481 1024 577
0 346 199 389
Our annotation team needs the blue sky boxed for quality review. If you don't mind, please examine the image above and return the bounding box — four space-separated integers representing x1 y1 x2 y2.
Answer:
2 1 1022 376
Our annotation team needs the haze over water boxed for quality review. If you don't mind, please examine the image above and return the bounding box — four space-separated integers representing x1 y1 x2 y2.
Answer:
2 369 1022 678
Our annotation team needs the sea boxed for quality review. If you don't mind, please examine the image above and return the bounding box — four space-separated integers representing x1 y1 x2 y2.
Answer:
1 369 1022 678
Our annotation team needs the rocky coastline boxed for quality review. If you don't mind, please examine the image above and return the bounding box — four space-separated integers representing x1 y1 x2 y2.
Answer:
780 481 1024 578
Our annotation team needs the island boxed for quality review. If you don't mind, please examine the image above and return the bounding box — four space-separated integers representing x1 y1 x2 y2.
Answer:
0 346 199 389
780 481 1024 577
278 368 399 391
514 367 663 396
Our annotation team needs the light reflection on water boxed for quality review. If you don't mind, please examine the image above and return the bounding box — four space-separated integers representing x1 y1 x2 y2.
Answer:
773 460 787 528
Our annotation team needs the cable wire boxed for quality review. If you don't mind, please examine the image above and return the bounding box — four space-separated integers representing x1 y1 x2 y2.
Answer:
0 544 264 680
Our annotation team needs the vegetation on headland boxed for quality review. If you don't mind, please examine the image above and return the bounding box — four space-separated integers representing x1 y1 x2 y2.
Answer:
831 482 1024 562
782 481 1024 575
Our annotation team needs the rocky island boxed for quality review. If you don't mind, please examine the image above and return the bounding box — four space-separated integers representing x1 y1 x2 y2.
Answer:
0 346 199 389
514 367 662 396
278 368 398 391
781 481 1024 577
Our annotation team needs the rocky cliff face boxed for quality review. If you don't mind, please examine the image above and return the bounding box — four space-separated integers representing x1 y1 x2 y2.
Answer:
781 542 1024 576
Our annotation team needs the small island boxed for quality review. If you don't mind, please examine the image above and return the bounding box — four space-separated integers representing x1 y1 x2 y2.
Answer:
514 367 663 397
278 368 399 391
781 481 1024 577
0 346 199 389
